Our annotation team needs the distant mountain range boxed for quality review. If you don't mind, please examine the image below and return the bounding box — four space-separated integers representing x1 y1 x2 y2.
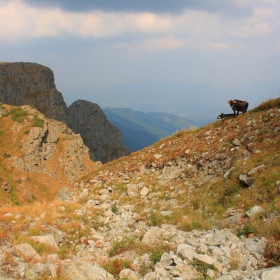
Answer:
103 107 198 151
73 81 280 126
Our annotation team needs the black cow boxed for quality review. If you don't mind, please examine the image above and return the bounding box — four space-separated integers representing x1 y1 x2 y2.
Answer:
217 113 236 119
227 99 249 116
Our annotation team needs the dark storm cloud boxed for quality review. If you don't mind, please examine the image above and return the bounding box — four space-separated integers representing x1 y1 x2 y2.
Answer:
21 0 253 17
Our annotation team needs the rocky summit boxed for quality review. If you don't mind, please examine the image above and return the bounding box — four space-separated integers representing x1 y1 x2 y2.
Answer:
0 62 129 163
0 98 279 279
0 62 69 125
68 100 130 164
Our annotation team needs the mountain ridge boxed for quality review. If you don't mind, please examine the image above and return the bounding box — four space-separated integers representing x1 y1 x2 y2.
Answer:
68 80 280 125
0 62 129 163
103 107 198 151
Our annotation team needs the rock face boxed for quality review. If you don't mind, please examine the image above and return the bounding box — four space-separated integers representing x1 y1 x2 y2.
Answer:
68 100 130 163
2 105 94 182
16 119 90 182
0 62 129 162
0 62 70 124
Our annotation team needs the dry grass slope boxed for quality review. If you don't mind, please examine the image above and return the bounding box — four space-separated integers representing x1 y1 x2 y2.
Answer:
0 97 279 278
0 103 96 206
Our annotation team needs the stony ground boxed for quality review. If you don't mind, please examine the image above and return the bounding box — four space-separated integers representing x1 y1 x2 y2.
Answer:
0 102 280 279
0 181 279 280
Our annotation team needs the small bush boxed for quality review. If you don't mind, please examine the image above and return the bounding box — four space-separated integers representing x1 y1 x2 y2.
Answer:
149 250 162 264
8 108 28 122
236 224 257 238
3 153 11 158
224 184 242 196
111 202 118 214
178 212 212 232
265 236 280 267
149 243 174 264
32 116 44 127
24 130 30 134
148 211 163 227
0 130 4 135
109 236 138 257
115 183 127 193
247 215 280 239
102 259 132 277
139 260 152 276
193 259 215 278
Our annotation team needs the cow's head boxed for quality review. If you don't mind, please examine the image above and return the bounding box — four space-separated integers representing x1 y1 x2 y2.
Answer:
227 100 236 109
217 113 224 119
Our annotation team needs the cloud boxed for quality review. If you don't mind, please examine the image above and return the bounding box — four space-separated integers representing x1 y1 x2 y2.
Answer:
114 35 230 53
19 0 248 15
0 0 279 54
0 1 174 40
19 0 280 19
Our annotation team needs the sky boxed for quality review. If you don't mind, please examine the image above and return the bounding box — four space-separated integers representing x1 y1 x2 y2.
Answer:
0 0 280 122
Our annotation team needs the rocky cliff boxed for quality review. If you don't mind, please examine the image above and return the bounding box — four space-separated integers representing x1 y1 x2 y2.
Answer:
0 104 96 185
68 100 130 163
0 62 129 162
0 62 70 124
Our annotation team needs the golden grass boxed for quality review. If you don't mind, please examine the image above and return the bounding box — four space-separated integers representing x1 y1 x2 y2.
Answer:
250 97 280 113
0 104 98 206
177 211 213 232
244 213 280 240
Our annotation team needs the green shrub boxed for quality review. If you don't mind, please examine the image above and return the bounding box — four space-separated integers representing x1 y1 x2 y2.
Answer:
224 184 242 196
111 202 118 213
115 183 127 193
193 259 215 279
24 130 30 134
102 259 132 277
148 211 163 227
3 153 11 158
32 116 44 127
109 236 138 257
149 250 162 264
265 239 280 267
149 243 173 264
192 220 204 230
8 108 28 122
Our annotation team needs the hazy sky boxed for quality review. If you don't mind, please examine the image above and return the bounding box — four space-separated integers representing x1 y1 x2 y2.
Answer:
1 0 279 113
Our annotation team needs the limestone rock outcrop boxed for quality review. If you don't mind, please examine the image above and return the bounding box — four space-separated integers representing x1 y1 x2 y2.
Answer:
0 62 129 162
68 100 130 163
3 105 94 182
0 62 70 124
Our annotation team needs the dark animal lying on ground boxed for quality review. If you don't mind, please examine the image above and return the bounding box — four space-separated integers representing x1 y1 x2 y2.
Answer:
217 113 236 119
227 99 249 116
